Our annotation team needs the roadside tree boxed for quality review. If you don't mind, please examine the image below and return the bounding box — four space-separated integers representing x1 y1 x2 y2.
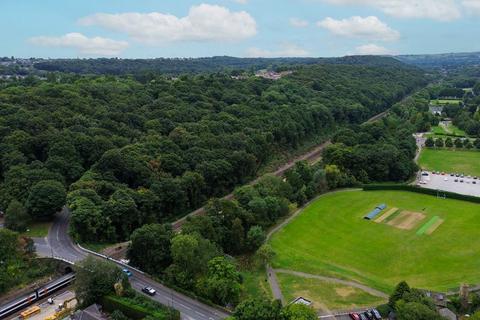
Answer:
4 199 29 232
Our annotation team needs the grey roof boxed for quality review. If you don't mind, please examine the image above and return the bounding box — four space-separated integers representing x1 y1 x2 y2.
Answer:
73 304 105 320
438 308 457 320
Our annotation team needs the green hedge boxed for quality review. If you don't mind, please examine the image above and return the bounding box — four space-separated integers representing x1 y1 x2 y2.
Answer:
101 295 180 320
363 184 480 204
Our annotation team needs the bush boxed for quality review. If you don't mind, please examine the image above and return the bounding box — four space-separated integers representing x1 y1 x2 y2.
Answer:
376 304 393 317
101 295 180 320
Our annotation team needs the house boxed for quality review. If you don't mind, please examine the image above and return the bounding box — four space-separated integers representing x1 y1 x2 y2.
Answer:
429 106 443 115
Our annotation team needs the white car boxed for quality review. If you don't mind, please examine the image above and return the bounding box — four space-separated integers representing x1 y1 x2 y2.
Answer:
444 177 448 181
142 286 156 296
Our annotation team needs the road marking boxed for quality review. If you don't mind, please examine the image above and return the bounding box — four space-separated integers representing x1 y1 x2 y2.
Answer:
195 311 206 317
177 303 192 310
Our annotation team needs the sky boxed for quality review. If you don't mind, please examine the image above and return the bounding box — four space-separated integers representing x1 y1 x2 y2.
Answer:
2 0 480 58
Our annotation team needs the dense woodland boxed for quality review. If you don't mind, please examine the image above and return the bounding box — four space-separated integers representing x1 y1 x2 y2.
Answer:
32 55 417 76
0 58 426 245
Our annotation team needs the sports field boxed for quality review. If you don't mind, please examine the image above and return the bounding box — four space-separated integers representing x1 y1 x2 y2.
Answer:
269 190 480 293
418 149 480 176
277 273 386 311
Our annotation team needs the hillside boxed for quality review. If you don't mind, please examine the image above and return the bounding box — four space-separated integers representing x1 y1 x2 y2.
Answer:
0 60 426 243
396 51 480 70
32 55 411 75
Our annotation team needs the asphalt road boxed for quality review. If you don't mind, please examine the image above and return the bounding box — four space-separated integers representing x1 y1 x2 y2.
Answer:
34 209 229 320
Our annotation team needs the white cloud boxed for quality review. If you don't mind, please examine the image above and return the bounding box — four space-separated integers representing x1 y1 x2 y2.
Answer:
78 4 257 44
246 43 310 57
29 33 128 56
317 16 400 41
289 17 309 27
354 43 395 55
462 0 480 15
323 0 461 21
233 0 248 3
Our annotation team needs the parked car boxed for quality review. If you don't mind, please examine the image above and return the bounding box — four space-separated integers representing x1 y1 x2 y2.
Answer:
370 308 382 320
142 286 156 296
460 179 464 183
122 268 132 277
444 177 448 181
473 181 477 185
474 176 478 180
454 179 459 182
363 311 373 320
349 313 361 320
359 313 368 320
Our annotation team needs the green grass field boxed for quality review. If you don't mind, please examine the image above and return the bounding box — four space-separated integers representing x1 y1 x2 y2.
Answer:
269 190 480 293
418 149 480 176
431 99 462 105
20 222 52 238
277 273 385 311
427 125 466 138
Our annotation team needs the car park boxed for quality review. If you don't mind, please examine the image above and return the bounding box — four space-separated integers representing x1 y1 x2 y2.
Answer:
122 268 132 277
142 286 156 296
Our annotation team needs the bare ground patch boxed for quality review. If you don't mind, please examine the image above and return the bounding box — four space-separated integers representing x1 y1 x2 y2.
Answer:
335 287 356 297
375 207 398 223
387 211 425 230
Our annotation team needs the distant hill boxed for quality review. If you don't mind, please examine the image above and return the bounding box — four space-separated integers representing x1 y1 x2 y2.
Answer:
32 55 411 75
395 52 480 69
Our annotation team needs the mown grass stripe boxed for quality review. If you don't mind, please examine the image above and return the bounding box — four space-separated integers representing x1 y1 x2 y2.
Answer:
416 216 440 235
383 208 401 223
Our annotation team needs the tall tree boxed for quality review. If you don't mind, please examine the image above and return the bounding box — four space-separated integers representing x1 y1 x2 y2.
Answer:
4 199 29 232
26 180 66 220
128 223 173 275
